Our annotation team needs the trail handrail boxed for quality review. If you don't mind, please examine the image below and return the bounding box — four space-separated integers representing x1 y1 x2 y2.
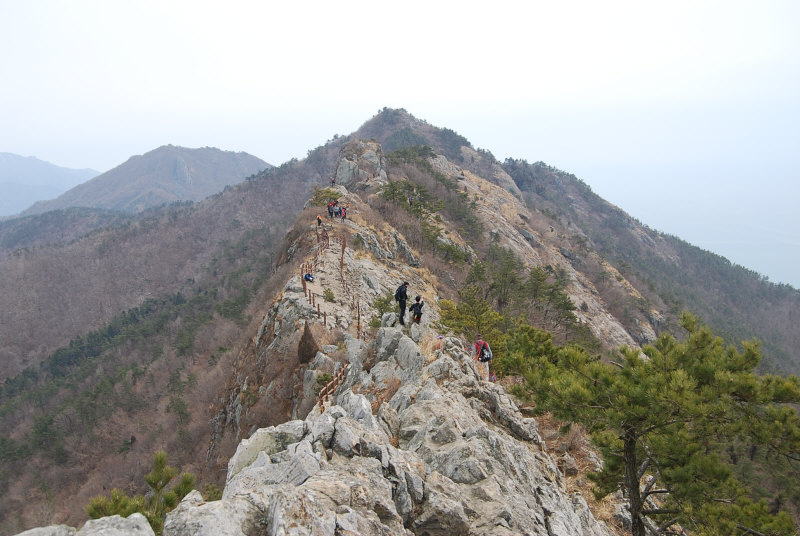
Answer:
317 361 349 411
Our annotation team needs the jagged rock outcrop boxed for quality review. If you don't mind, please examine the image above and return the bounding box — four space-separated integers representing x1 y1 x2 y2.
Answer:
163 321 614 535
335 140 388 186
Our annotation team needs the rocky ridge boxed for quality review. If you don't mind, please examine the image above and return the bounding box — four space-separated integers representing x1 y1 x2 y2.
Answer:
17 139 637 535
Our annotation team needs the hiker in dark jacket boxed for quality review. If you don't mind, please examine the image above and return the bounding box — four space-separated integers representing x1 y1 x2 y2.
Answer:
395 281 409 325
409 295 424 323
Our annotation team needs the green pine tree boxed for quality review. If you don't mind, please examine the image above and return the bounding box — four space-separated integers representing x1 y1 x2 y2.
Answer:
86 450 195 535
507 313 800 536
438 285 506 360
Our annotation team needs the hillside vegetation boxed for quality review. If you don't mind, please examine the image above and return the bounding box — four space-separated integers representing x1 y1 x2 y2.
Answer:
501 157 800 374
1 108 799 533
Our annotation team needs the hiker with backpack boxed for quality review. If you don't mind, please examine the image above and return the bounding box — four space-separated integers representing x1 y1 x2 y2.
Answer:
409 295 424 323
394 281 409 325
474 335 494 381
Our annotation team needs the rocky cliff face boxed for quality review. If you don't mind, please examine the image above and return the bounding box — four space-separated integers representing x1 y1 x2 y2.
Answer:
18 139 633 535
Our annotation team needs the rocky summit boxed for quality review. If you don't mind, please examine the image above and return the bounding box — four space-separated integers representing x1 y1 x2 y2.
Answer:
16 139 624 535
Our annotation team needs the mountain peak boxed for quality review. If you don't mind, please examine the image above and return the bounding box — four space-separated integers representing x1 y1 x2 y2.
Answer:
21 146 270 215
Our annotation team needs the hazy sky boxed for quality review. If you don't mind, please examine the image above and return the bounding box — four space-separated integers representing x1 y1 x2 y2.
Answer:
1 1 798 287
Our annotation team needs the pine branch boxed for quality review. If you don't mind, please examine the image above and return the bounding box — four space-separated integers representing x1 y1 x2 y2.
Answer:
637 457 651 480
735 524 770 536
647 517 679 535
642 489 670 501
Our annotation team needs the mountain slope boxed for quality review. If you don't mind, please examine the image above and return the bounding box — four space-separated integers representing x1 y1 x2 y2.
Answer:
0 144 337 533
2 109 799 533
352 109 800 375
499 158 800 374
0 153 99 217
0 147 323 381
9 139 622 536
21 145 270 215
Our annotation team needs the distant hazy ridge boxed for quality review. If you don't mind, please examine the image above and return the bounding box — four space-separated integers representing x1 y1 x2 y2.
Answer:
21 145 270 215
0 153 99 217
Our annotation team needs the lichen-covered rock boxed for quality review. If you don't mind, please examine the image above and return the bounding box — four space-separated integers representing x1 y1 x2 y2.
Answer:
77 514 153 536
164 491 262 536
226 420 307 481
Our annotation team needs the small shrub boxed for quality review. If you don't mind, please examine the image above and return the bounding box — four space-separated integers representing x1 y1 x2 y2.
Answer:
323 288 335 302
87 450 195 535
309 187 341 206
369 292 396 328
202 482 222 501
314 373 332 396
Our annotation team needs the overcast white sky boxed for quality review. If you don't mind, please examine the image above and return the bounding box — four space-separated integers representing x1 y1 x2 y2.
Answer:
1 1 798 287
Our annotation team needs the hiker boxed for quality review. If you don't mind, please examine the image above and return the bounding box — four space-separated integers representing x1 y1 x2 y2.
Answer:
317 215 322 227
408 195 414 207
394 281 409 325
341 206 347 221
304 272 314 283
409 295 424 323
327 202 334 218
474 335 493 381
330 176 336 187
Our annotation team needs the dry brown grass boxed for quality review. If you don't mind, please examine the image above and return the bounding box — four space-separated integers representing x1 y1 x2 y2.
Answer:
533 412 626 536
361 377 402 414
418 331 441 365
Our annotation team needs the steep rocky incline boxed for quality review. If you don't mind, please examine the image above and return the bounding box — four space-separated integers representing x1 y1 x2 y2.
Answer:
165 322 614 535
429 143 656 349
17 140 632 535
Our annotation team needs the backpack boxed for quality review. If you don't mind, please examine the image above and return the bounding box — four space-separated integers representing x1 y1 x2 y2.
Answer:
394 285 405 302
479 342 492 362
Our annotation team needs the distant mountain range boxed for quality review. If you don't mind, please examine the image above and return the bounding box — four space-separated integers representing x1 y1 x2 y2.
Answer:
0 153 99 217
21 145 271 215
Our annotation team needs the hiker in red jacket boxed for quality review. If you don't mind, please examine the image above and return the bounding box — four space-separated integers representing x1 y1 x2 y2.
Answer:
474 335 494 381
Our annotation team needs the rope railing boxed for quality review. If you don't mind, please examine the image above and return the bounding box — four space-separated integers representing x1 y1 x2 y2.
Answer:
301 228 370 340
